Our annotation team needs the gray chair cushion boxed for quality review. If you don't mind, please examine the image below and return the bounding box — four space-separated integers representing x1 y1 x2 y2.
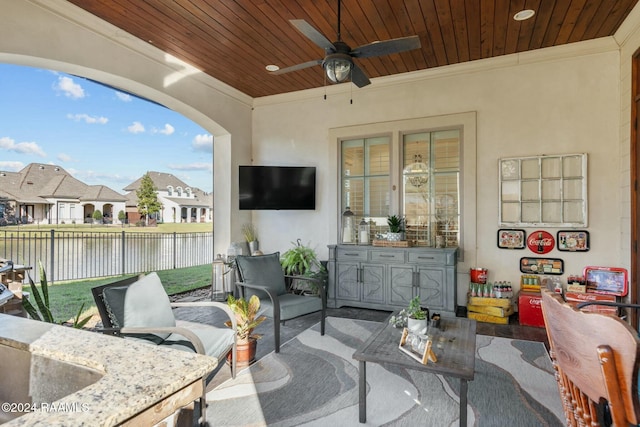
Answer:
236 253 287 299
259 293 322 321
103 272 175 340
102 285 127 328
162 321 235 360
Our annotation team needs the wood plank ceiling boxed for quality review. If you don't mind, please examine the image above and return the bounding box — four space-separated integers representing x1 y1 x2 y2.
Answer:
67 0 639 98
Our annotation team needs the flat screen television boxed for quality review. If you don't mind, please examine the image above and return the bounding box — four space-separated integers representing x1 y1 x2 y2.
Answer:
239 166 316 210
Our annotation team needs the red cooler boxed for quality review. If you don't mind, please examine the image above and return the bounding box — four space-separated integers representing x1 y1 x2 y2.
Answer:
518 291 545 328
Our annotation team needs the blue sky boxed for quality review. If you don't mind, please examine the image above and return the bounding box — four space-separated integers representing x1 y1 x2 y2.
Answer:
0 63 213 193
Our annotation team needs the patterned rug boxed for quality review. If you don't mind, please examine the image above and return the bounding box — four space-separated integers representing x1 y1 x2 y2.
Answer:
207 317 564 426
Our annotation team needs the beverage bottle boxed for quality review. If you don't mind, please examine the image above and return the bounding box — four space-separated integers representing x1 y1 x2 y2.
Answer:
537 232 544 252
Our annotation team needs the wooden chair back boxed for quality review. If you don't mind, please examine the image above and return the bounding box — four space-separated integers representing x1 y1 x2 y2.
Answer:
541 289 640 426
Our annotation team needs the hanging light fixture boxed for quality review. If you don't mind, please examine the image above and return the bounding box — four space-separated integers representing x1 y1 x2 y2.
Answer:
403 154 430 188
324 53 352 83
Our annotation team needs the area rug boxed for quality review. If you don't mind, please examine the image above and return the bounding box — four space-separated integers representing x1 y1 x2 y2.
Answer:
207 317 564 426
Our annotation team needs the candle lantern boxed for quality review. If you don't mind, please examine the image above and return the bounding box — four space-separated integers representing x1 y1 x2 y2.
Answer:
341 207 355 244
212 254 227 301
358 218 370 245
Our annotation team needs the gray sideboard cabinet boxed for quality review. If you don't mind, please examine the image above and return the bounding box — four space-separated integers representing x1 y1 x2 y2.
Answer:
327 245 457 316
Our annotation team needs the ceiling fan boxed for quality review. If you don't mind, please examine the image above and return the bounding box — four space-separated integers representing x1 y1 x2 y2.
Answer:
271 0 421 88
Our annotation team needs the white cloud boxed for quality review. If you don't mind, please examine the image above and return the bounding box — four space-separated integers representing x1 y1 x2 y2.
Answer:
159 124 174 135
0 136 46 157
57 153 74 162
67 113 108 124
0 161 24 171
168 162 212 172
127 121 145 134
115 92 132 102
192 134 213 152
55 76 85 99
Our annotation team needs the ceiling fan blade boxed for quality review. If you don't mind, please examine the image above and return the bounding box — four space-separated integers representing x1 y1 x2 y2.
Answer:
351 63 371 88
290 19 336 51
351 35 421 58
270 59 323 75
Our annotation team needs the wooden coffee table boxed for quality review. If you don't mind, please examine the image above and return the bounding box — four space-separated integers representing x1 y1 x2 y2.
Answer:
352 314 477 426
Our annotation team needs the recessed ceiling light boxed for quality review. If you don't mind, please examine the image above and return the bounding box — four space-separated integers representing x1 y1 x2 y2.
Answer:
265 64 280 72
513 9 535 21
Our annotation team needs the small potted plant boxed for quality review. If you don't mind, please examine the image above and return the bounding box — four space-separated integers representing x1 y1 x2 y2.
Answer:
386 215 405 241
406 296 428 334
242 223 260 255
225 294 267 367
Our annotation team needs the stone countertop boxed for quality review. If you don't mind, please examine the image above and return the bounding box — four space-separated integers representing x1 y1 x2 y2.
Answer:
0 314 218 426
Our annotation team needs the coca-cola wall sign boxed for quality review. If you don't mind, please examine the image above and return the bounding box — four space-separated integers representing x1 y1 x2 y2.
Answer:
527 230 555 254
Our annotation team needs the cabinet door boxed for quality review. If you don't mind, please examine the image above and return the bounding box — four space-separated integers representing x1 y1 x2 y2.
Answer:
336 262 360 301
415 266 446 311
361 263 385 304
388 265 414 307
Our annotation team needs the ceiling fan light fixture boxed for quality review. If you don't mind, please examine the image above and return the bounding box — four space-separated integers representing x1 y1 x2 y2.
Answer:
513 9 535 21
324 55 352 83
265 64 280 72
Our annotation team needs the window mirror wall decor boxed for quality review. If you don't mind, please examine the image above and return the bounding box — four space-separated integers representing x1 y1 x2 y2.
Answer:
499 153 587 227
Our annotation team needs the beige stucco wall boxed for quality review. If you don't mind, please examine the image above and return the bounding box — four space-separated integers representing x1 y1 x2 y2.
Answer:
253 41 624 304
2 0 639 306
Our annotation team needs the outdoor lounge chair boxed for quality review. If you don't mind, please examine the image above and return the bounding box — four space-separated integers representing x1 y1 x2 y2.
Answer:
91 272 237 425
234 252 326 353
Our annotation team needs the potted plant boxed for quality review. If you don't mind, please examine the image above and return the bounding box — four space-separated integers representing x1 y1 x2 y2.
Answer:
280 239 325 295
225 294 267 367
242 223 260 254
387 215 405 241
406 296 428 334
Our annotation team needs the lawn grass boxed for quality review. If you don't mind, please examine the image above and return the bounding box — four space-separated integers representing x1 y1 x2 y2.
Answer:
22 264 212 324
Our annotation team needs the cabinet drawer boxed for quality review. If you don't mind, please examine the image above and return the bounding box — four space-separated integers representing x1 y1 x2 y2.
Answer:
370 251 404 263
337 248 368 261
408 252 447 264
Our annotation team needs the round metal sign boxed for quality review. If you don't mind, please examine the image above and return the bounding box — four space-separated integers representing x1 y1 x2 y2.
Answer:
527 230 555 254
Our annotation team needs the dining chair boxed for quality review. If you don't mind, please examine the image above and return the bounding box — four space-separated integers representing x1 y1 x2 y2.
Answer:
540 289 640 426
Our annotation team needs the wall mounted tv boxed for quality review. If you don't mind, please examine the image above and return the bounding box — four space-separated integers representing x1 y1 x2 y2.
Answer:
239 166 316 210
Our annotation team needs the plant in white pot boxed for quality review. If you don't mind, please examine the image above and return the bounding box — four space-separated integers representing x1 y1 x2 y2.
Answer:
387 215 405 241
406 296 429 334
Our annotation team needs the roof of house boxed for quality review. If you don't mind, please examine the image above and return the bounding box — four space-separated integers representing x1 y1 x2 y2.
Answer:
123 171 212 208
123 171 192 192
0 163 126 203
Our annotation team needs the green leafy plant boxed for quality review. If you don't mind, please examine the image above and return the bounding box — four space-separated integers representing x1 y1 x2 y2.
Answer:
387 215 405 232
280 239 321 276
23 261 54 323
225 294 267 343
241 223 258 242
407 296 427 320
92 209 103 222
23 261 92 328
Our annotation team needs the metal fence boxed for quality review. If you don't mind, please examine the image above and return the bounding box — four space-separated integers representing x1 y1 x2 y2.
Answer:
0 230 214 283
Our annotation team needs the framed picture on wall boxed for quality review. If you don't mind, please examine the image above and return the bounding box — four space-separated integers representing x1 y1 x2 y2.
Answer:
497 229 526 249
557 230 589 252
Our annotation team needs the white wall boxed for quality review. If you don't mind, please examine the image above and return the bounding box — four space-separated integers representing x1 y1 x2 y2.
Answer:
253 41 623 304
